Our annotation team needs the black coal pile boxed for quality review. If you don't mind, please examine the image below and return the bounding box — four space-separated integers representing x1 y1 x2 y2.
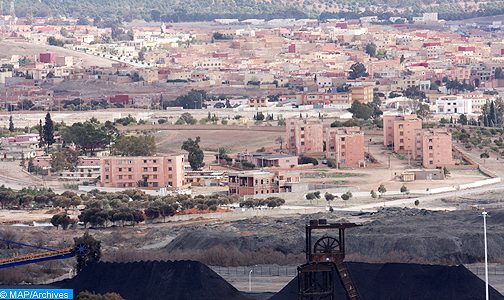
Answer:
55 260 251 300
270 262 504 300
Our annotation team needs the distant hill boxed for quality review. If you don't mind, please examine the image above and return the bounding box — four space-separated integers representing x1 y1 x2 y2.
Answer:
8 0 504 22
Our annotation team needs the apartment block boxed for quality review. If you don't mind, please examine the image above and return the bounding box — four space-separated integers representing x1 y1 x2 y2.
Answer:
350 85 374 103
325 127 365 168
286 120 324 156
300 92 352 107
228 170 300 197
383 114 422 155
416 129 453 168
100 155 185 189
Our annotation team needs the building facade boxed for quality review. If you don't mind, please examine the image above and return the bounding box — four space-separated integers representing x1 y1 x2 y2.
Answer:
350 85 374 103
325 127 365 168
416 129 453 168
436 96 473 115
383 114 422 155
228 170 300 197
286 120 324 156
100 155 185 189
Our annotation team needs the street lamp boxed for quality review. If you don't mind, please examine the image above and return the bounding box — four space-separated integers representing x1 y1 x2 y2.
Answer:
482 211 489 300
248 268 253 292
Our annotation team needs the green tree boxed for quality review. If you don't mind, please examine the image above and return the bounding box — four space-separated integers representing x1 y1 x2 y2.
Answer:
43 112 55 147
378 184 386 197
400 54 405 64
47 36 64 46
325 192 335 202
348 62 368 80
112 136 156 156
370 190 377 199
495 67 503 79
416 103 431 120
51 147 80 172
400 184 408 194
341 191 352 201
181 137 204 170
74 232 101 274
348 101 373 120
458 114 468 125
51 213 73 230
61 121 112 156
8 116 14 132
365 43 377 57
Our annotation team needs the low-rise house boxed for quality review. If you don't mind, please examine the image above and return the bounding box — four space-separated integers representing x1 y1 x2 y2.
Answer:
228 170 300 196
436 95 473 115
238 152 299 169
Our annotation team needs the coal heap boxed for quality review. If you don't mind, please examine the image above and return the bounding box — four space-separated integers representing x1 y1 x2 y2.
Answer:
270 262 504 300
55 260 251 300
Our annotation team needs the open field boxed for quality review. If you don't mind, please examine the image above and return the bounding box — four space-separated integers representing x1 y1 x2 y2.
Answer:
155 129 283 154
0 41 113 67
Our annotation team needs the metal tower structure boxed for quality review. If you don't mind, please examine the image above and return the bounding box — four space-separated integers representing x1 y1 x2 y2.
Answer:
298 219 360 300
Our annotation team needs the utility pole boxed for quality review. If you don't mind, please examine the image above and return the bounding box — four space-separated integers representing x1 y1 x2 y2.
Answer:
483 211 489 300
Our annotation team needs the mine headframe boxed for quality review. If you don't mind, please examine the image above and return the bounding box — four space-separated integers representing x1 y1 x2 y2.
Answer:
298 219 361 300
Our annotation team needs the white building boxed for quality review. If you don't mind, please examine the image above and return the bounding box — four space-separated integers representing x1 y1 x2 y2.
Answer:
436 96 473 115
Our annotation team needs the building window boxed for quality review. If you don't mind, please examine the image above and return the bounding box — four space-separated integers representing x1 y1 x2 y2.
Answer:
143 160 147 163
143 167 148 172
153 167 158 172
128 175 132 179
168 167 172 171
153 160 157 163
105 175 109 180
153 175 157 179
429 146 433 150
118 175 123 179
118 168 122 172
152 182 158 187
128 168 132 172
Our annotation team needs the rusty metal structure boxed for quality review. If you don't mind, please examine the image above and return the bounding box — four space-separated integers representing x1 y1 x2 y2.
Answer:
298 219 360 300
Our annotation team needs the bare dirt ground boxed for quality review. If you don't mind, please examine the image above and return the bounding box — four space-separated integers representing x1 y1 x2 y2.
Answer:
0 41 113 68
155 129 282 154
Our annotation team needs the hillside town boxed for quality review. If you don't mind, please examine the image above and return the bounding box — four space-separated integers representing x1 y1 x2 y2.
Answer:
2 6 504 300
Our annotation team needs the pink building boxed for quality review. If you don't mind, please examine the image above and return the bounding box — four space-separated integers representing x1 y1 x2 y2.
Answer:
109 94 130 105
100 155 185 189
39 52 57 64
325 127 365 168
228 170 300 197
33 156 52 170
286 120 324 156
383 114 422 155
416 129 453 168
238 152 298 168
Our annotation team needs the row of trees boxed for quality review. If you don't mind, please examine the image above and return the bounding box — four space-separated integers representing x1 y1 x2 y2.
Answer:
239 197 286 209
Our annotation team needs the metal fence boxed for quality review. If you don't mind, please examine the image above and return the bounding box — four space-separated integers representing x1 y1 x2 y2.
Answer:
466 265 504 276
210 265 298 277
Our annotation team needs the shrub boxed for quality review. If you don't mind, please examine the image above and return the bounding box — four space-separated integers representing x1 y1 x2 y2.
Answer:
299 156 318 165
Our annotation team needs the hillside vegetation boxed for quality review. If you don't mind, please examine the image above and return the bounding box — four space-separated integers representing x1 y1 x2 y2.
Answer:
8 0 504 22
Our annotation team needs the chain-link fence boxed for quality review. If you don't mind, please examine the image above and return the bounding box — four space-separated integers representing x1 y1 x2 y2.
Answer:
210 265 297 277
